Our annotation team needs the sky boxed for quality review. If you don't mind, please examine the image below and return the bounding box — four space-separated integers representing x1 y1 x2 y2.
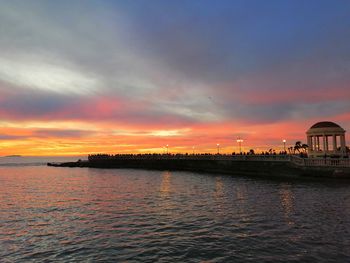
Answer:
0 0 350 156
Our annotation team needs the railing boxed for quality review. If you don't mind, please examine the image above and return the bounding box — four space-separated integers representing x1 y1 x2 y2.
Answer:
88 154 350 168
290 155 306 166
88 154 290 162
290 155 350 167
302 158 350 167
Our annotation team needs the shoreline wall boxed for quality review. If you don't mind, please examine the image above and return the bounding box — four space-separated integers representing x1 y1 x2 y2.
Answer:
52 157 350 179
48 154 350 179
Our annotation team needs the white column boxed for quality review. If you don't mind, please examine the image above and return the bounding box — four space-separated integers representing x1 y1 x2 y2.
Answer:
340 134 346 153
309 136 312 151
314 136 317 155
317 136 320 151
333 134 337 152
307 136 312 151
322 135 326 152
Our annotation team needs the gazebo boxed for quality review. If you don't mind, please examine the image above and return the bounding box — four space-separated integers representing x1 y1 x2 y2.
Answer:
306 121 346 158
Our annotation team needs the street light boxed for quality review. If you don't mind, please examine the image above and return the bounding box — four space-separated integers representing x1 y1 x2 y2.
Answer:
217 143 220 154
283 139 286 152
192 146 195 155
166 144 169 154
237 138 243 153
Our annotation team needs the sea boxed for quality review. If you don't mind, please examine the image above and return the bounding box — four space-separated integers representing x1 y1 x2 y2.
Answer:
0 156 349 262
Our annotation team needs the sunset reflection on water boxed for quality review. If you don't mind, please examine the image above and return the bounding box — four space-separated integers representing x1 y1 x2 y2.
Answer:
1 166 350 262
279 183 295 226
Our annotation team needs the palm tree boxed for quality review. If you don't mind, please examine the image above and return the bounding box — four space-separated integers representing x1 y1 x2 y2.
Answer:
301 144 308 153
294 141 302 153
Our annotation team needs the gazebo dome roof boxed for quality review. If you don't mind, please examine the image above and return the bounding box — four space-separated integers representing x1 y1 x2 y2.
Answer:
307 121 345 135
310 121 341 129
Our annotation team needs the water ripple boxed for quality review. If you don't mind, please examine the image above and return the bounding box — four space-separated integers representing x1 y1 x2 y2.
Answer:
0 167 350 262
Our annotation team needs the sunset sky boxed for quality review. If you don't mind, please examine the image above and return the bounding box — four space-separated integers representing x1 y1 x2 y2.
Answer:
0 0 350 156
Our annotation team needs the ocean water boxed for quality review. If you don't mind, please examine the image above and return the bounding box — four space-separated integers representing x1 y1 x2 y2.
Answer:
0 158 349 262
0 156 85 166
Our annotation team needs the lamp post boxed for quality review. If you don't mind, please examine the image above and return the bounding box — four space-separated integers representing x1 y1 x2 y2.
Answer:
217 143 220 154
237 138 243 153
192 146 195 155
166 144 169 154
283 139 286 152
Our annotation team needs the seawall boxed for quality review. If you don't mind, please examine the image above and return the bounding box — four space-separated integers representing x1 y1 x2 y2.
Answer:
48 155 350 179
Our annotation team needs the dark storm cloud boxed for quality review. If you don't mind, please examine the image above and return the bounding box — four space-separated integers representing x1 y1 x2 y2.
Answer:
0 135 27 140
0 86 196 127
120 0 350 83
0 88 75 119
0 0 349 127
32 129 95 138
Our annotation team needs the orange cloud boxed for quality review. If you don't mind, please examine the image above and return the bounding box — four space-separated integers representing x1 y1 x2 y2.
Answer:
1 117 348 156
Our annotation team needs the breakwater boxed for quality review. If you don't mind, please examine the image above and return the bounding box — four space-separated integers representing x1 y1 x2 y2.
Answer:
48 154 350 179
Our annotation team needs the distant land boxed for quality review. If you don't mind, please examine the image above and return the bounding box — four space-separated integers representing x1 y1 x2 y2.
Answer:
4 155 22 158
